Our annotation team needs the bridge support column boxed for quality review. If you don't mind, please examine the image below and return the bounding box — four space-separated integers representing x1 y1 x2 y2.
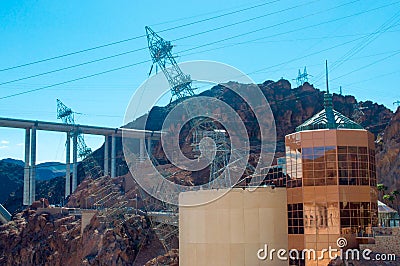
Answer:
29 126 36 204
65 132 71 198
23 128 30 206
104 136 109 176
147 137 152 158
72 132 78 192
111 135 116 178
139 138 145 161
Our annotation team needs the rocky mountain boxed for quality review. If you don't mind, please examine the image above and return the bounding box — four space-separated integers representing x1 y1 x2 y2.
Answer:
1 158 24 166
3 176 66 214
71 79 398 191
124 80 396 187
0 160 24 203
0 158 67 212
125 80 392 153
35 162 66 181
0 159 66 181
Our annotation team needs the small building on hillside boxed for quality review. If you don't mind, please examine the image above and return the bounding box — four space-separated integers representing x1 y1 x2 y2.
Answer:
378 200 400 227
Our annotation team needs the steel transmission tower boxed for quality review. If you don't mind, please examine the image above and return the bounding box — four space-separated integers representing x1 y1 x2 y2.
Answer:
143 27 234 252
145 26 232 186
145 26 195 103
294 66 310 87
56 99 103 179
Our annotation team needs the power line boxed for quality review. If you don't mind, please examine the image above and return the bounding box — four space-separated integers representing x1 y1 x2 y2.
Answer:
313 9 400 82
331 50 400 81
175 28 400 45
150 0 276 27
0 0 319 86
0 0 281 73
250 48 400 77
0 1 396 100
0 59 151 100
312 49 400 88
177 0 364 54
236 36 368 76
182 0 398 59
172 0 321 42
241 3 400 77
0 47 147 86
0 0 369 88
340 69 400 87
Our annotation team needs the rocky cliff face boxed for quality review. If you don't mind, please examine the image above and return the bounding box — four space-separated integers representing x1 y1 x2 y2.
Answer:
0 209 152 265
0 175 165 265
107 79 397 190
376 107 400 192
260 81 392 155
134 80 395 184
145 249 179 266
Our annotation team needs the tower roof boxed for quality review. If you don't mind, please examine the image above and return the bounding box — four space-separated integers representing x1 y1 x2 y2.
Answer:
295 104 363 132
296 60 363 132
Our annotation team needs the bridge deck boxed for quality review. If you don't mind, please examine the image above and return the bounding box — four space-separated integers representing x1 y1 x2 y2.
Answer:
0 117 162 138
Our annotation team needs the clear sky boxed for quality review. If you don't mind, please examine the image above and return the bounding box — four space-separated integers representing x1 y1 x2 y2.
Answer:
0 0 399 163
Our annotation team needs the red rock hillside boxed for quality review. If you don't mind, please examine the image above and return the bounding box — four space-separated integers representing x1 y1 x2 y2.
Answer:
0 175 166 265
376 107 400 192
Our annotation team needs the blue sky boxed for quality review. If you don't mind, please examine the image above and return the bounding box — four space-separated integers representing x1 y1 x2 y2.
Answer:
0 0 399 162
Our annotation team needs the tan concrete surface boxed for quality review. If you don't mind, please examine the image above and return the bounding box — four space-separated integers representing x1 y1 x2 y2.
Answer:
179 187 288 266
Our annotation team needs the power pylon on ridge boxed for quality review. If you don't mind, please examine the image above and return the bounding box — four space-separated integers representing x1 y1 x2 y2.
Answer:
394 100 400 107
294 66 310 87
145 26 232 186
56 99 103 178
143 27 233 252
145 26 195 103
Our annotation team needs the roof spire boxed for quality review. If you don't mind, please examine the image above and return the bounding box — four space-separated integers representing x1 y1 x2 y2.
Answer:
324 60 333 109
325 60 329 94
295 60 363 132
324 60 336 128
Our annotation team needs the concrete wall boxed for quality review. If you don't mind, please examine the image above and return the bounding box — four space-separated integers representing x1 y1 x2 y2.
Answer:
179 187 288 266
